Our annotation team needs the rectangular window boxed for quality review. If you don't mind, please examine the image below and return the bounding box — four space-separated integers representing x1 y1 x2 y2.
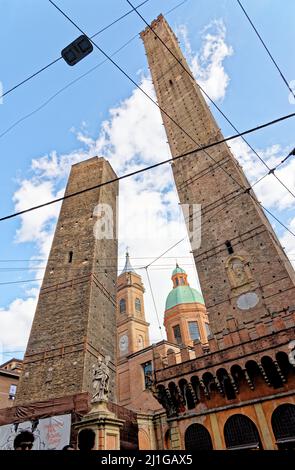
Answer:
9 384 17 400
173 324 182 344
142 361 153 389
188 321 200 341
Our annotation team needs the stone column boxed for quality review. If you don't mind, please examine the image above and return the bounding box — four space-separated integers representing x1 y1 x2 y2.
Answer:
169 421 182 450
254 403 275 450
74 401 124 450
209 413 223 449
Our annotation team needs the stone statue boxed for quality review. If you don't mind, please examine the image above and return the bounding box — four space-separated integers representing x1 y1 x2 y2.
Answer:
288 340 295 366
92 356 110 403
145 371 153 390
233 260 249 283
225 255 253 290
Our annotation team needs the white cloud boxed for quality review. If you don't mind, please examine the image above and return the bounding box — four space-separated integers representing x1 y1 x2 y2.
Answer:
5 70 202 350
280 216 295 256
31 150 87 180
230 138 295 211
13 179 59 246
177 19 233 101
230 138 295 269
0 296 38 363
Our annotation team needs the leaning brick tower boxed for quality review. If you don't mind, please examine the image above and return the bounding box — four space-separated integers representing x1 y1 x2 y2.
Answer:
15 157 118 404
141 15 295 339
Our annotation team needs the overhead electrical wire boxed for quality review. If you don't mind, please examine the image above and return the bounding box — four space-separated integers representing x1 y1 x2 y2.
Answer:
4 0 290 208
0 1 292 239
0 0 190 139
145 267 164 338
0 255 292 270
0 1 293 286
1 350 25 356
1 183 293 287
1 249 294 263
48 0 258 204
144 238 186 269
0 259 292 273
4 176 291 288
0 0 151 101
46 0 295 240
0 0 189 102
127 0 295 200
1 108 295 236
0 254 293 273
0 2 292 257
140 191 259 272
1 256 294 286
0 34 139 139
0 0 294 352
252 147 295 189
1 161 292 285
3 185 291 282
236 0 295 101
0 250 292 271
138 189 295 276
0 278 43 286
0 255 193 262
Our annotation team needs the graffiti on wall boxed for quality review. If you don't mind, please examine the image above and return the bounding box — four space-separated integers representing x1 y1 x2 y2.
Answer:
0 414 71 450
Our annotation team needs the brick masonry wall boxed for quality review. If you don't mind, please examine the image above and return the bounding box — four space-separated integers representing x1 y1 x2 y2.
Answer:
15 157 118 405
140 16 295 337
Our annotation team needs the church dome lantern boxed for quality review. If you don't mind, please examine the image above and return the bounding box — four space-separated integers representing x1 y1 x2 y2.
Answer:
164 264 209 347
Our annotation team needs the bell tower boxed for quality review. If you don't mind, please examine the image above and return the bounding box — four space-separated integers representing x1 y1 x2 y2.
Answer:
141 16 295 338
116 252 150 358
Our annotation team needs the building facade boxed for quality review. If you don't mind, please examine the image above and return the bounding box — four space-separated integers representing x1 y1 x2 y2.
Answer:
0 359 22 409
116 255 210 449
131 14 295 450
115 253 295 450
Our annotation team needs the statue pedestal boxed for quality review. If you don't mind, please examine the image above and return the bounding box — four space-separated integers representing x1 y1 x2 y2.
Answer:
74 401 124 450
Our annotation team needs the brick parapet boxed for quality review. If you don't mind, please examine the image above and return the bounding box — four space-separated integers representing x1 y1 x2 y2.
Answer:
154 325 295 382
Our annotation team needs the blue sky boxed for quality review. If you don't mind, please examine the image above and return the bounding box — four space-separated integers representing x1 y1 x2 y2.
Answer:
0 0 295 361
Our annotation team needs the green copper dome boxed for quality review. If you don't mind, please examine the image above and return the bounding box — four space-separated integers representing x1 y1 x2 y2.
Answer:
165 285 204 310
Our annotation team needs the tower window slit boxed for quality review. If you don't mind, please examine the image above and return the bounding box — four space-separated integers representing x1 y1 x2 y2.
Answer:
225 240 234 255
68 251 73 263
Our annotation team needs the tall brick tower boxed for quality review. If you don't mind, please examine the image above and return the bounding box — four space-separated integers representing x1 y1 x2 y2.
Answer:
15 157 118 404
141 16 295 338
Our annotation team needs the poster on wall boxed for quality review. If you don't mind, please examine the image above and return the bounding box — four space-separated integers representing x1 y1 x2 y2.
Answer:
0 413 71 450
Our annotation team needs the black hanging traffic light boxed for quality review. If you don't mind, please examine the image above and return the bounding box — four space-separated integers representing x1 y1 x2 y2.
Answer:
61 35 93 66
